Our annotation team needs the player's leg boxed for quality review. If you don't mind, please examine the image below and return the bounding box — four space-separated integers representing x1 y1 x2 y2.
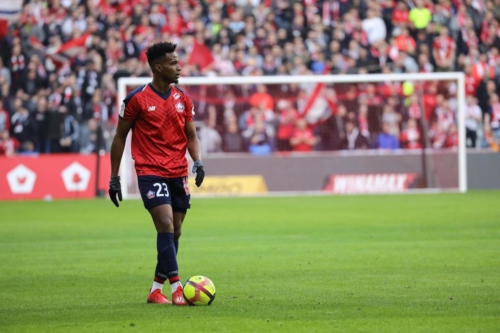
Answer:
138 176 185 305
149 204 186 305
169 176 191 255
172 209 186 254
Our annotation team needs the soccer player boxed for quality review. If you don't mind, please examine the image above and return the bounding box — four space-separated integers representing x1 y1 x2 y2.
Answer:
108 42 205 306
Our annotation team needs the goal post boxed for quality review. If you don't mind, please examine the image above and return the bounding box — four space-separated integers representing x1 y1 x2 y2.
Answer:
117 72 467 198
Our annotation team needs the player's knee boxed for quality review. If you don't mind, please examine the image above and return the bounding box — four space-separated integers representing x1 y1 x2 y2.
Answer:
155 215 174 233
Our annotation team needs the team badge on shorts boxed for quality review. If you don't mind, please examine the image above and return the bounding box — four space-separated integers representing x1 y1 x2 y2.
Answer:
175 102 184 112
147 190 155 199
183 177 190 195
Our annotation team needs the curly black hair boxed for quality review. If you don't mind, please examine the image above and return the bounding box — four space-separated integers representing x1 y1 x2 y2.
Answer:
145 42 177 66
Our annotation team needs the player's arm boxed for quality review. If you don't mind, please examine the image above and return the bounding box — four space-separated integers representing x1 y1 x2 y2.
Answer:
111 118 134 176
185 120 205 187
108 118 134 207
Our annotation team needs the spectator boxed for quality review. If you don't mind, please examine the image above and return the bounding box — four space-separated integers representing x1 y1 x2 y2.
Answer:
401 118 422 149
249 84 273 111
407 94 422 119
381 105 401 137
465 95 482 148
199 116 222 153
244 118 273 155
392 1 410 30
422 83 438 121
223 115 243 153
0 57 10 85
0 100 9 132
358 104 370 138
10 107 36 150
18 141 37 156
378 122 400 150
55 105 79 153
79 118 104 154
445 124 459 149
34 97 50 153
276 99 298 151
398 51 419 73
395 27 416 55
481 119 500 151
434 97 455 134
489 93 500 141
409 0 432 30
290 118 318 152
0 129 18 156
342 121 369 150
432 26 456 71
362 9 386 45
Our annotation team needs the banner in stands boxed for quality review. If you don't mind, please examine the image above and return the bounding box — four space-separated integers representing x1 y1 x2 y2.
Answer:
0 154 110 200
187 175 268 195
323 173 419 194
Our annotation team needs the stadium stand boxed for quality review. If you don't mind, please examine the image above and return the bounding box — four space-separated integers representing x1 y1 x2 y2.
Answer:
0 0 500 156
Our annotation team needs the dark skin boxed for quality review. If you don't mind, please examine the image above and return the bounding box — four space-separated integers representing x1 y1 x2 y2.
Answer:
110 52 202 241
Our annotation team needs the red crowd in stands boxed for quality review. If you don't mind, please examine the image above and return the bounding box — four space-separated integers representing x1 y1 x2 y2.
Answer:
1 0 500 156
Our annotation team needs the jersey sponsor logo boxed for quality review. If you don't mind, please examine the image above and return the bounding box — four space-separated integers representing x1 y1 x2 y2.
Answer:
173 93 181 100
119 102 125 117
148 106 156 112
175 102 184 112
147 190 155 199
7 164 37 194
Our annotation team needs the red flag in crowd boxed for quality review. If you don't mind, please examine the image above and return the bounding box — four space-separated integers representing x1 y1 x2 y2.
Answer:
0 0 22 39
188 41 214 72
300 66 335 124
46 32 92 67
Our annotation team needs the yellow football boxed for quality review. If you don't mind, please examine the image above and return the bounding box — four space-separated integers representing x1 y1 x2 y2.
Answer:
183 276 216 306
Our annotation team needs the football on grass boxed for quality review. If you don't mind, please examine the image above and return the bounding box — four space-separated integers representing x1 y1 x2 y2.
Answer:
183 276 216 306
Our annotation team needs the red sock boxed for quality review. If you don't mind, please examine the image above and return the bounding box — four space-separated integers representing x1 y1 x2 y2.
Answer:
154 276 166 284
168 276 180 284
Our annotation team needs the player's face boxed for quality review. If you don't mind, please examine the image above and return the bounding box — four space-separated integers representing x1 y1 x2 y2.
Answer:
156 53 181 84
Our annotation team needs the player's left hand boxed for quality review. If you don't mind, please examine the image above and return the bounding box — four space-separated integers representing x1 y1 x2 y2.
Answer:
109 176 122 207
192 160 205 187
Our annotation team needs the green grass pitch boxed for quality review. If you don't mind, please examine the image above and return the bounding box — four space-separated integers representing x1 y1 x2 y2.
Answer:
1 192 499 332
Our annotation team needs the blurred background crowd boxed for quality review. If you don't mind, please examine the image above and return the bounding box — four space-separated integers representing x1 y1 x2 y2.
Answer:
1 0 500 156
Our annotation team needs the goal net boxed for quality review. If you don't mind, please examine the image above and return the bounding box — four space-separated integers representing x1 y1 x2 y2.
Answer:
118 73 466 198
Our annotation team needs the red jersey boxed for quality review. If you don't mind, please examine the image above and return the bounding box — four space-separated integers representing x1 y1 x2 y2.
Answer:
291 128 315 152
433 36 455 61
401 128 421 149
120 84 194 178
465 74 478 96
392 9 409 24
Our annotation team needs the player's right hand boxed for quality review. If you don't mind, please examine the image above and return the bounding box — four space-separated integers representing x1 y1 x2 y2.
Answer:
109 176 122 207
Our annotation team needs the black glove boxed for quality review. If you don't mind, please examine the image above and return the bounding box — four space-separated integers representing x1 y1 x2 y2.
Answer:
192 160 205 187
109 176 122 207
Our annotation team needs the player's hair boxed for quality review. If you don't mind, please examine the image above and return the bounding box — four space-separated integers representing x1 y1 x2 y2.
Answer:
145 42 177 66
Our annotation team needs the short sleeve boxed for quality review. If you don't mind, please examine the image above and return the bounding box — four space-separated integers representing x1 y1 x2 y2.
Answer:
184 95 194 122
119 86 144 121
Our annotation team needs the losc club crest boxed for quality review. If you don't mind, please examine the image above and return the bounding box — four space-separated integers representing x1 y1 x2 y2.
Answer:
147 190 155 199
175 102 184 112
